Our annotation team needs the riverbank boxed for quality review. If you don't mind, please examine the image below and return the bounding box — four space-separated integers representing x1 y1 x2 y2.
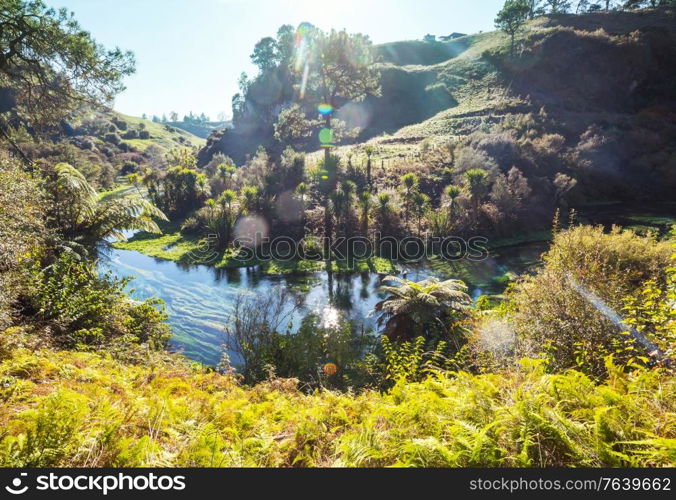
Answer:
112 203 675 277
112 230 397 275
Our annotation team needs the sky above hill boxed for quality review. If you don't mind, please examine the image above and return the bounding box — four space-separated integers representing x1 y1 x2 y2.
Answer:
46 0 505 120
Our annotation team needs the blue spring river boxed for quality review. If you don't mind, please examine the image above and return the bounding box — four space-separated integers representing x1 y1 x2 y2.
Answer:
100 242 547 365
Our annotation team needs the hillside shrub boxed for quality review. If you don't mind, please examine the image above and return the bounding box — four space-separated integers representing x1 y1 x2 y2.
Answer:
104 132 121 145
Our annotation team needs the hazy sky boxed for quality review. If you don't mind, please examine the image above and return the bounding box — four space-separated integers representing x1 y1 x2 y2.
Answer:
46 0 505 120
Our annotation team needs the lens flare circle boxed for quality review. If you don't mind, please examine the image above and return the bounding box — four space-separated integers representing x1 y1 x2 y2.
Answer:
319 127 334 146
233 215 269 246
317 103 333 115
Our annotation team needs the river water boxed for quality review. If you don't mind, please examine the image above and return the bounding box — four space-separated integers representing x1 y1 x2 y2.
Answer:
100 242 546 365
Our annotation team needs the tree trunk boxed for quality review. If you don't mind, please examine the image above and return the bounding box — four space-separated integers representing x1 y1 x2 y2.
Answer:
323 113 333 263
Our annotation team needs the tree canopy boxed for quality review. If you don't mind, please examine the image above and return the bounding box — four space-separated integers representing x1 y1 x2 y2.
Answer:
0 0 135 127
495 0 531 55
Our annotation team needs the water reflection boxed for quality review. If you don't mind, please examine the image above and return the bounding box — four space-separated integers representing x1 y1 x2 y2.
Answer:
101 242 547 366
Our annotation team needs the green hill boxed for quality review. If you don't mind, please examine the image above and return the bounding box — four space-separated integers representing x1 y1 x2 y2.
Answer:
17 110 207 188
69 110 205 153
167 120 231 139
200 8 676 201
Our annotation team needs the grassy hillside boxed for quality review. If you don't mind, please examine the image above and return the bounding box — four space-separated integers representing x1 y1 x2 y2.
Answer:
115 113 205 150
0 332 672 467
12 110 206 188
68 111 205 153
356 9 676 150
167 120 231 139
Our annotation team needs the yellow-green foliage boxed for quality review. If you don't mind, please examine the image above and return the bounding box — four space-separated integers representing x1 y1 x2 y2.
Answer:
0 334 672 467
508 226 673 376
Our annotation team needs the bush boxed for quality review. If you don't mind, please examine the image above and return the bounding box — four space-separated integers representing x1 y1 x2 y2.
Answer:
119 161 138 175
225 288 375 389
103 132 121 145
111 118 128 131
27 253 170 351
0 156 45 330
139 130 150 140
508 225 672 377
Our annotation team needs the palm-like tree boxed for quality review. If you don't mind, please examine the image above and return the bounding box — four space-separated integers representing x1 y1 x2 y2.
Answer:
375 275 471 342
295 182 308 204
216 189 240 247
364 145 375 190
444 184 461 217
464 168 488 224
216 163 236 190
341 180 356 229
401 173 419 226
49 163 167 249
241 185 259 214
316 154 340 261
412 191 429 237
358 191 372 236
376 192 392 236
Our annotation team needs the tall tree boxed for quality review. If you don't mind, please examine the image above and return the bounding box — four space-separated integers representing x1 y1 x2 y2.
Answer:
495 0 531 56
250 37 279 73
299 27 381 260
276 24 296 67
526 0 544 17
544 0 572 12
0 0 134 128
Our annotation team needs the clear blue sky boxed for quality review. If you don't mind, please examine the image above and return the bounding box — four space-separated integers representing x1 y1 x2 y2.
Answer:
46 0 505 120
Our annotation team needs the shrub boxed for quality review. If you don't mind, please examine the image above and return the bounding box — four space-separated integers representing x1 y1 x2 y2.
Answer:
225 288 375 388
104 132 121 145
508 226 672 377
0 156 45 330
111 118 128 131
27 253 170 351
139 130 150 140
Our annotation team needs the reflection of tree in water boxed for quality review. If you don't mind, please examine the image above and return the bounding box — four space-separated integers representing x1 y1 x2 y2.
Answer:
360 273 370 300
333 275 355 312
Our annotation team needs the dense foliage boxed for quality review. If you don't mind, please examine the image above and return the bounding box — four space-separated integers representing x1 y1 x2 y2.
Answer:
0 0 134 128
0 339 672 467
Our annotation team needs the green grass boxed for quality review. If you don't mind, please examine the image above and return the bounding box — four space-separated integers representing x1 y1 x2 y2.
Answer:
115 112 205 150
112 231 397 276
113 232 203 262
